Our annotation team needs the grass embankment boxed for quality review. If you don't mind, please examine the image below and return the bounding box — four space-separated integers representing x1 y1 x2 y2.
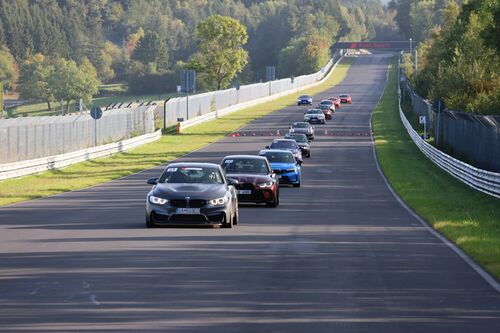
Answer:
0 58 353 206
372 58 500 279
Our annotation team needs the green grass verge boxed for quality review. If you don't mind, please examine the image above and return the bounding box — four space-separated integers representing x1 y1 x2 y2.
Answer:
0 58 353 206
372 58 500 279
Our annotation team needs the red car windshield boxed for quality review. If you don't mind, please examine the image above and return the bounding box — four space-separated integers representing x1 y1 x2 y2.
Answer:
222 159 270 174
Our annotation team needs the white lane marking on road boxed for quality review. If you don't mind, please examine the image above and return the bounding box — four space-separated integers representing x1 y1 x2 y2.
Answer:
369 57 500 294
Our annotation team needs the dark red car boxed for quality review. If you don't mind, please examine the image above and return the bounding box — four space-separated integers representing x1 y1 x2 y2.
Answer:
318 104 333 119
221 155 279 207
328 97 341 109
339 94 352 104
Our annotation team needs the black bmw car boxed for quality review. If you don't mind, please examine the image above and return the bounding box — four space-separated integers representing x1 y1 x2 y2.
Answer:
284 133 311 158
145 163 239 228
289 122 315 140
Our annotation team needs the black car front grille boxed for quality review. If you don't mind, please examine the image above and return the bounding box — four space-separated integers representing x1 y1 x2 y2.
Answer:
235 183 254 190
273 169 286 175
170 199 207 208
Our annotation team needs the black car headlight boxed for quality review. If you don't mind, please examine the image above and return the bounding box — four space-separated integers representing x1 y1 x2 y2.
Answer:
149 195 168 205
208 194 230 206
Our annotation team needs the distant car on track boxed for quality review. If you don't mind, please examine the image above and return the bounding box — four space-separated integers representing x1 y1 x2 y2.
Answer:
304 109 326 124
339 94 352 104
221 155 279 207
317 104 333 120
145 163 239 228
317 99 335 112
266 139 303 163
328 97 341 109
290 122 315 140
297 95 313 105
284 133 311 158
259 150 302 187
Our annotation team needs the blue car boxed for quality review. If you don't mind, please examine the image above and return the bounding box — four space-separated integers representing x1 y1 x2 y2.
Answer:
297 95 313 106
259 149 301 187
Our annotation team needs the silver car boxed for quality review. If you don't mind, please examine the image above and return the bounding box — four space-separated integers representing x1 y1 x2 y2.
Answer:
304 109 326 124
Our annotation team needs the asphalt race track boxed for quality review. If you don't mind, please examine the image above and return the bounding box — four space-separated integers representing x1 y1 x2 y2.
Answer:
0 54 499 332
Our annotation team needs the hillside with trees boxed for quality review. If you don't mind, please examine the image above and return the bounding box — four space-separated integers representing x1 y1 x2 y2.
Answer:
390 0 499 115
0 0 396 112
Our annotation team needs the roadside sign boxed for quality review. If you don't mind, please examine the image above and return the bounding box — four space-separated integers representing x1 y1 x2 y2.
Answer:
177 85 182 93
266 66 276 81
90 106 103 120
180 70 196 93
419 115 426 124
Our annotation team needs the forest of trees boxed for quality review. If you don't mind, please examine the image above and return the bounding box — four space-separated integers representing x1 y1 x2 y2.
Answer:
0 0 397 109
390 0 499 115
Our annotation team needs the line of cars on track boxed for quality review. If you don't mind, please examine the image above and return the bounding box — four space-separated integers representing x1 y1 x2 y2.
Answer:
145 93 352 228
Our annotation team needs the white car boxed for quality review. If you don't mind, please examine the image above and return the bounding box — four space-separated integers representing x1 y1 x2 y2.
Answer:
303 109 326 124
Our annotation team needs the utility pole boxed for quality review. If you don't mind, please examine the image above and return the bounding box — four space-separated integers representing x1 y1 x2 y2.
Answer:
0 81 3 119
409 38 412 54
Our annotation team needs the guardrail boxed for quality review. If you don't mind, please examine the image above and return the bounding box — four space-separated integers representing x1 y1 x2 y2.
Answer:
397 61 500 199
0 130 162 181
178 55 344 132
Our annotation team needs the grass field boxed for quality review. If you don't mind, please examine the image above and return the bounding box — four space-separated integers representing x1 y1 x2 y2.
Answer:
0 58 353 206
372 58 500 279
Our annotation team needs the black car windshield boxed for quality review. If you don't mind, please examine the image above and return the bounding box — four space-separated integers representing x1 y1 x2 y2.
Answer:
285 134 308 143
222 158 269 174
159 166 224 184
320 100 332 104
261 151 295 163
292 123 310 128
340 94 349 98
306 110 322 114
270 141 298 149
299 95 310 99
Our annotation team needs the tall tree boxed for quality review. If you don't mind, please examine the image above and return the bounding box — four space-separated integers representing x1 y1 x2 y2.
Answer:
132 31 169 72
18 54 55 110
188 15 248 90
0 46 17 91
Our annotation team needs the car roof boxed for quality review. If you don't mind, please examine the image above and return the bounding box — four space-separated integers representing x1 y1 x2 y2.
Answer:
292 122 311 126
166 162 221 169
222 155 267 161
299 95 312 98
285 133 307 137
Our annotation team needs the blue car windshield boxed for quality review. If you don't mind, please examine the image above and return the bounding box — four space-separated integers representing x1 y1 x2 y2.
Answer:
261 152 295 163
222 158 269 174
160 167 224 184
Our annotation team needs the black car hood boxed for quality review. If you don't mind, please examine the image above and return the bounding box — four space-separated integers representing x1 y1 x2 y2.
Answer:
297 142 310 149
153 183 227 199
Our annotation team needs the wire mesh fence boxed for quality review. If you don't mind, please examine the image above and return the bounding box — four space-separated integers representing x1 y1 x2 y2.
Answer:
401 71 500 173
0 105 155 163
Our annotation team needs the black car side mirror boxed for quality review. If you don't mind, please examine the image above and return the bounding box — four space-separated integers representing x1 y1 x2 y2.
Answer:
147 177 158 185
227 178 239 186
297 161 303 166
265 145 270 149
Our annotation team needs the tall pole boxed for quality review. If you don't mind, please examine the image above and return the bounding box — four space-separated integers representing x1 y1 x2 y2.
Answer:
409 38 412 54
0 81 3 119
186 93 189 121
163 98 171 133
415 49 418 72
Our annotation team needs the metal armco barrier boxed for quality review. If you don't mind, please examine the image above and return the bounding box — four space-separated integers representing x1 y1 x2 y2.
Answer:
397 62 500 199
